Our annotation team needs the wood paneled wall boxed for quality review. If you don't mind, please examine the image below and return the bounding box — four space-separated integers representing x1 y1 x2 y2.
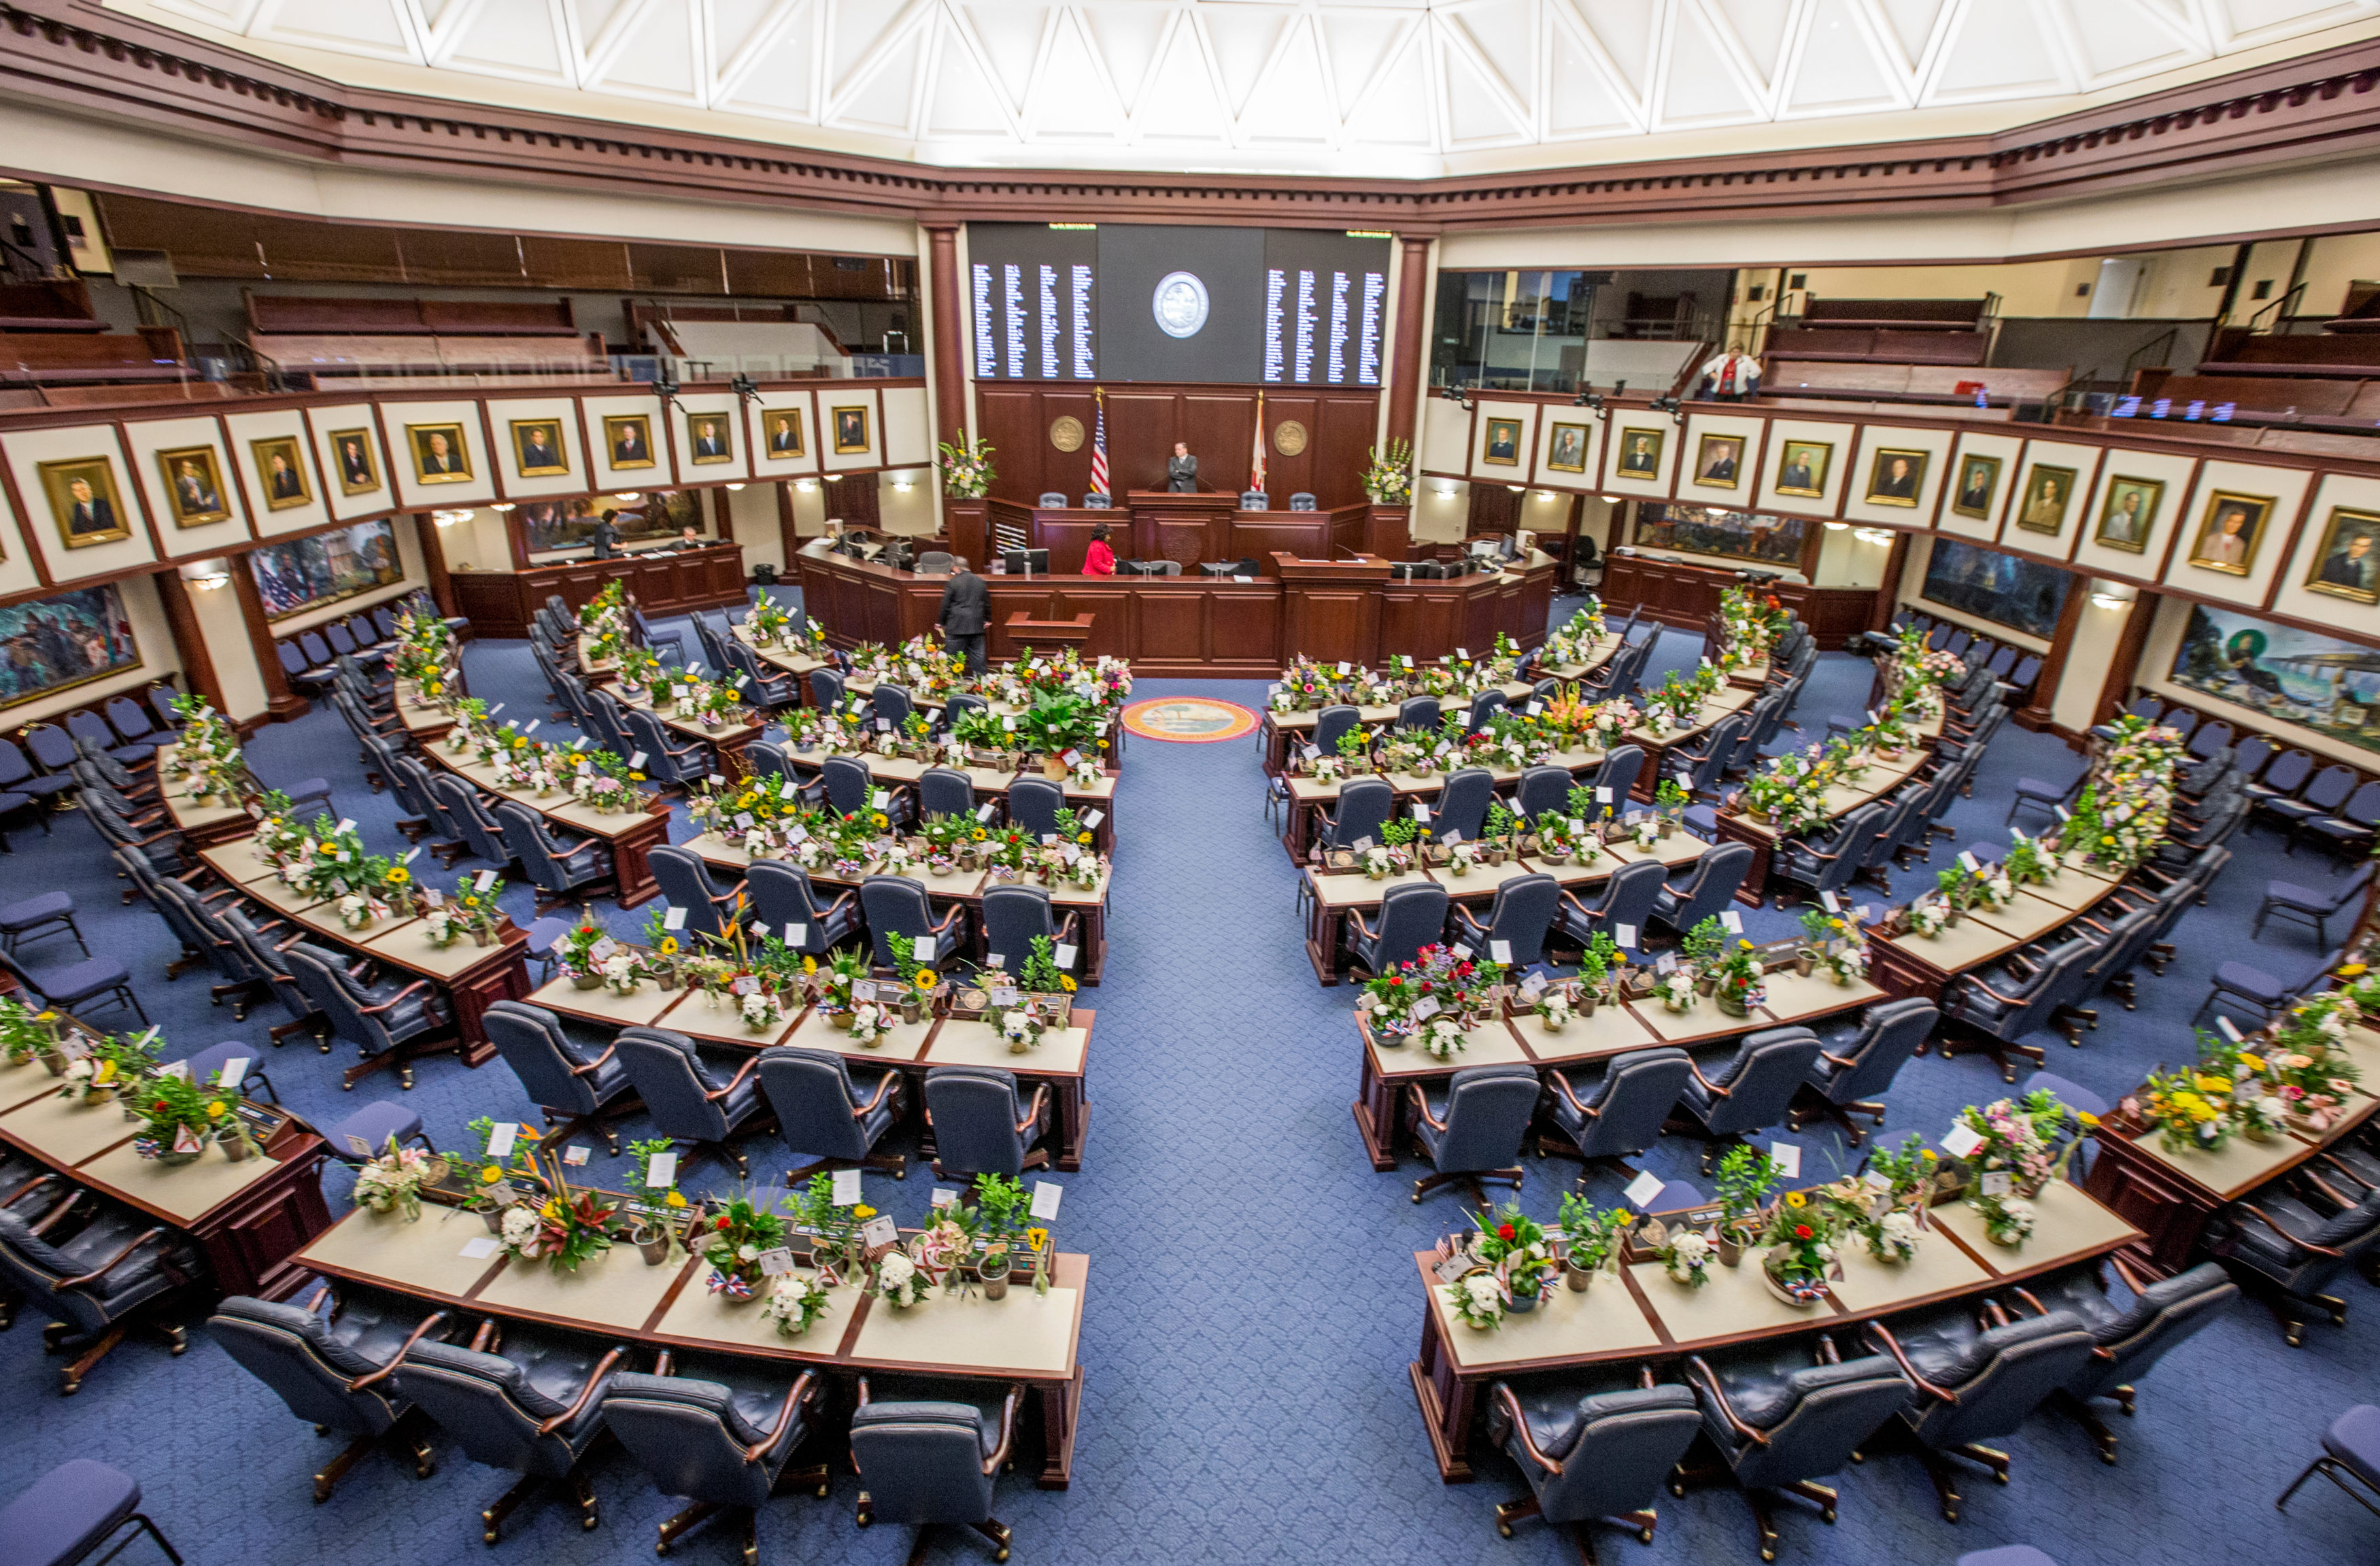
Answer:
974 382 1380 509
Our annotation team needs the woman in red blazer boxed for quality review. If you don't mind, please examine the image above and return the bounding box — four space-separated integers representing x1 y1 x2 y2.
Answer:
1083 522 1117 576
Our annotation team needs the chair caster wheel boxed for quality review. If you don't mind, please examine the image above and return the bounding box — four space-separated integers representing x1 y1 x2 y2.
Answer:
657 1544 670 1557
344 1081 356 1090
2099 1451 2117 1466
1941 1509 1958 1524
1497 1523 1513 1539
1994 1471 2009 1484
996 1551 1009 1564
894 1168 905 1180
583 1515 598 1531
1639 1527 1654 1544
1669 1482 1684 1497
856 1513 872 1529
1761 1550 1775 1563
483 1532 499 1547
815 1482 829 1499
60 1376 82 1396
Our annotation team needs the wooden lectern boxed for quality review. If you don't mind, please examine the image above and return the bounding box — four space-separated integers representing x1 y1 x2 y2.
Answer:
1006 610 1095 651
1272 551 1392 668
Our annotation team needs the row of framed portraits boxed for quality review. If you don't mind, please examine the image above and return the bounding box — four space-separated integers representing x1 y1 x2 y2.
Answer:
372 405 870 491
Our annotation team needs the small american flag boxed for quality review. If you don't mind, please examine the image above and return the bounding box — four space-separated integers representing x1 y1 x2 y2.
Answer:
1089 388 1109 498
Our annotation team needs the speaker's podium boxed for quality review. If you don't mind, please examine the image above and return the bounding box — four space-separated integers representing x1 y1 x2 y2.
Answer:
1126 489 1238 565
1006 610 1096 651
1272 551 1393 669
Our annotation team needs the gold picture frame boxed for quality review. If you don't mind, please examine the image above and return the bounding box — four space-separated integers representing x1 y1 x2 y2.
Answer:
154 445 231 528
327 428 381 496
406 422 473 486
2186 489 2275 577
1773 440 1831 499
686 412 735 466
1690 433 1744 490
604 414 657 470
832 405 870 455
1544 422 1588 474
1481 418 1523 466
1863 447 1928 508
38 456 131 550
2303 506 2380 606
762 409 806 460
252 435 314 511
1950 454 2003 520
509 418 570 478
2013 464 2076 535
1613 427 1664 478
2093 475 2165 555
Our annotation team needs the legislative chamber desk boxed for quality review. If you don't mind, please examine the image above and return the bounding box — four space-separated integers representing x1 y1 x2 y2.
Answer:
1353 964 1888 1170
294 1205 1088 1486
796 540 1558 677
2084 1019 2380 1278
1711 711 1943 908
1867 861 2129 1006
196 840 532 1065
1600 549 1880 650
450 541 749 641
1408 1177 2142 1481
154 743 268 849
524 977 1096 1172
0 1049 334 1300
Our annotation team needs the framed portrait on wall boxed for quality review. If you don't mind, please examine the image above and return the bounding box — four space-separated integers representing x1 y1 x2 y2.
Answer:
252 435 313 511
327 428 381 496
0 583 139 709
406 423 473 485
2303 506 2380 606
686 413 734 464
154 445 231 528
2185 490 2275 577
1480 418 1522 466
604 415 656 469
832 405 870 454
1773 439 1831 498
509 419 569 477
2092 475 2164 554
1613 427 1663 477
37 455 131 549
1863 447 1928 507
1950 454 2003 520
1544 422 1587 474
2014 464 2076 534
763 409 806 458
1690 434 1744 489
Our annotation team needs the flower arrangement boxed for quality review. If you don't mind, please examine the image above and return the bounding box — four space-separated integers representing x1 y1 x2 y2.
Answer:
1717 585 1789 666
2054 715 2183 871
1714 1144 1779 1243
1556 1192 1631 1280
455 1117 547 1209
353 1138 447 1221
936 432 996 499
1705 938 1769 1016
1798 907 1865 985
1759 1189 1838 1305
1868 1208 1922 1264
760 1272 833 1338
1905 900 1949 939
1357 944 1506 1039
0 999 59 1066
743 594 796 647
874 1249 930 1308
613 642 663 694
389 609 456 690
1533 987 1576 1032
1657 1227 1713 1288
1360 438 1413 503
556 921 609 984
700 1189 791 1299
505 1191 619 1275
131 1072 248 1163
1652 967 1699 1012
1740 748 1833 832
2256 1006 2364 1131
422 876 505 948
1442 1270 1506 1330
1540 602 1608 668
58 1032 164 1105
2140 1063 2237 1155
1956 1090 2073 1244
2002 830 2053 887
1469 1202 1559 1310
577 581 630 664
738 987 787 1032
1982 1197 2036 1246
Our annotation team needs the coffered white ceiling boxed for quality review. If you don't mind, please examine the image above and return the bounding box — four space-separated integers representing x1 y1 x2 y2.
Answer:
110 0 2380 176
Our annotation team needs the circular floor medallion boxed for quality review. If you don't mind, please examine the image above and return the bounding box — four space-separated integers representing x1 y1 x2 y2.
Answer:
1121 696 1257 744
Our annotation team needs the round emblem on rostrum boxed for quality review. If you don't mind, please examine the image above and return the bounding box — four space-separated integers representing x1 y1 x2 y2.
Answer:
1049 416 1085 453
1272 420 1308 456
1152 271 1209 339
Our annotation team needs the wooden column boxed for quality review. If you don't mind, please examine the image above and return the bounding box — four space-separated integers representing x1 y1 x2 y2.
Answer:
2092 591 2160 728
2016 574 2090 733
1384 233 1435 453
924 222 968 449
711 486 736 542
152 568 223 713
231 556 307 719
775 481 802 569
413 512 458 619
1869 532 1911 632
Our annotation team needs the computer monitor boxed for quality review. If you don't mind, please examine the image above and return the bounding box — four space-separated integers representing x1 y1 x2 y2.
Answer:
1002 548 1051 575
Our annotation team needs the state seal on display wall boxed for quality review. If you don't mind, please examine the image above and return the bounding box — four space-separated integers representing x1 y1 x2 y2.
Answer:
1049 416 1086 453
1272 420 1308 456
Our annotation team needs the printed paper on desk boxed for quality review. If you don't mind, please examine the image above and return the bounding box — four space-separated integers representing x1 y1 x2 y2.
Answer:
402 846 420 865
989 986 1021 1008
523 720 540 735
1441 830 1461 845
871 789 891 808
786 924 807 946
1939 1123 1985 1160
1040 834 1058 846
1002 715 1016 730
1957 851 1979 872
1769 1141 1801 1179
852 980 878 1005
486 1122 519 1158
589 938 618 964
709 774 726 787
216 1056 250 1087
1452 944 1473 961
628 751 648 770
489 704 505 717
1720 910 1743 934
1519 971 1546 998
577 758 594 775
663 906 687 931
335 818 356 834
1083 809 1104 828
875 717 891 732
757 1248 795 1277
423 888 444 908
931 1188 957 1208
1568 818 1586 836
1456 647 1469 660
1979 1172 2013 1197
1615 923 1637 949
1412 804 1431 823
1231 575 1250 582
563 1144 590 1167
913 935 937 963
1489 940 1513 966
159 1060 186 1080
1821 891 1841 913
976 802 996 821
2217 1016 2243 1043
645 1151 677 1188
1595 787 1612 804
731 976 759 996
1526 702 1543 717
860 1214 900 1249
1300 744 1320 763
1433 1253 1475 1284
1624 1169 1667 1209
830 1168 862 1206
1353 836 1373 851
733 812 753 831
460 1237 502 1260
1412 995 1442 1022
1655 953 1678 975
1863 1170 1892 1191
1030 1181 1063 1221
780 779 800 800
345 1134 374 1158
2053 804 2071 821
1336 662 1351 675
1055 942 1078 969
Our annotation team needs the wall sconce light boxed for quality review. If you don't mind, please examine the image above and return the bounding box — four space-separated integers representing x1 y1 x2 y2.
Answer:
490 503 515 513
893 480 914 492
2090 592 2131 611
1598 494 1618 505
1535 490 1558 501
1436 483 1457 498
1506 483 1524 494
2088 578 2137 612
190 571 230 590
1825 521 1850 532
430 509 473 528
613 492 641 503
796 479 817 493
725 482 746 492
823 472 843 482
1854 528 1893 546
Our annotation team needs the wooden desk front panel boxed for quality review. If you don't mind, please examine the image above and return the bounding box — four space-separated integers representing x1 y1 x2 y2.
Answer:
1602 552 1875 650
454 545 747 638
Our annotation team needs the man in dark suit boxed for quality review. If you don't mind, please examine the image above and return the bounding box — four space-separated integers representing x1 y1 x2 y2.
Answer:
63 476 116 539
1166 441 1197 493
589 508 623 559
172 459 220 517
1956 465 1993 513
1871 456 1918 500
267 452 305 500
613 424 650 465
420 432 462 476
339 437 374 486
1778 453 1814 491
518 428 560 471
768 415 800 454
1699 447 1737 483
693 420 728 459
936 556 989 675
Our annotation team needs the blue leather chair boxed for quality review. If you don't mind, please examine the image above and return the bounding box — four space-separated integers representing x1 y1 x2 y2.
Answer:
220 906 327 1049
322 1101 432 1166
174 1038 277 1106
1554 858 1667 953
1465 690 1507 734
1673 1026 1826 1173
2016 1259 2235 1461
494 800 617 914
756 1045 906 1182
745 862 859 957
923 1066 1049 1182
723 641 801 710
860 876 964 970
283 941 456 1091
67 708 153 768
0 1459 183 1566
2278 1403 2380 1521
649 845 739 942
822 755 911 826
1006 777 1064 839
1649 841 1754 938
807 668 845 711
1397 696 1440 733
1769 800 1888 909
1448 872 1561 970
1310 705 1359 758
428 775 517 870
1543 1046 1691 1178
2207 1178 2380 1345
211 1286 452 1500
1432 767 1494 843
613 1027 775 1180
1315 777 1394 858
1486 1370 1701 1559
1940 933 2102 1084
981 885 1078 976
1514 766 1571 822
1408 1063 1540 1204
621 708 711 790
1346 882 1448 982
918 766 976 822
481 1002 641 1155
606 1360 832 1561
1863 1306 2096 1520
1682 1343 1913 1560
1790 997 1937 1145
397 1327 628 1544
2254 860 2373 947
870 683 916 732
849 1376 1023 1563
0 1195 199 1394
0 947 147 1030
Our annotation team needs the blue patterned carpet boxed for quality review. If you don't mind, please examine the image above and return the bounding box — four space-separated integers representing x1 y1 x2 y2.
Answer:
2 593 2375 1565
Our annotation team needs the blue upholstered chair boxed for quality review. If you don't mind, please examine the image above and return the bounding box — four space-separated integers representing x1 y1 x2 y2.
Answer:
923 1066 1049 1182
1407 1063 1540 1204
1863 1306 2097 1520
2278 1403 2380 1521
2207 1178 2380 1346
1542 1046 1691 1178
1939 933 2103 1084
220 907 327 1049
1769 800 1887 908
1649 841 1754 939
849 1376 1023 1563
860 876 964 970
428 775 516 870
173 1037 277 1106
757 1046 906 1181
1448 872 1561 970
917 766 975 823
397 1327 628 1544
870 683 916 732
806 667 845 711
981 885 1078 976
0 1195 199 1394
67 708 152 768
821 755 911 826
1005 777 1064 840
620 708 711 790
0 947 147 1030
723 641 801 710
1673 1026 1826 1173
2254 860 2373 947
211 1285 453 1500
322 1100 432 1167
2015 1259 2236 1461
1432 767 1494 844
1397 696 1439 732
1314 777 1394 858
1554 858 1667 953
745 862 859 957
648 845 738 942
613 1027 775 1180
1485 1370 1702 1559
605 1361 832 1560
494 800 617 913
1514 765 1571 822
1346 882 1448 981
480 1002 640 1155
1790 997 1937 1145
0 1459 184 1566
1682 1343 1913 1560
282 941 455 1091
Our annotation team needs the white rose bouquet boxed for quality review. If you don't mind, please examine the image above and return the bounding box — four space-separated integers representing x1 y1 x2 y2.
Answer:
1442 1272 1506 1330
874 1250 929 1308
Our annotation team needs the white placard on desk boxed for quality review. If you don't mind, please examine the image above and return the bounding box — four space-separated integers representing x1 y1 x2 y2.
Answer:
459 1237 501 1259
853 980 879 1004
401 846 420 864
757 1247 795 1276
628 751 647 770
1979 1171 2012 1197
1769 1140 1801 1178
1489 940 1512 966
1820 891 1841 913
1624 1169 1667 1209
1412 804 1431 823
860 1214 900 1248
1030 1181 1063 1221
831 1168 862 1206
1055 942 1078 970
781 779 800 800
1412 995 1442 1022
345 1133 374 1158
1568 817 1586 835
423 888 443 908
786 924 808 947
1720 910 1743 934
931 1187 958 1208
1615 923 1637 949
749 922 771 938
216 1056 250 1087
871 789 891 808
1083 809 1104 828
1939 1123 1985 1160
486 1122 518 1159
1957 850 1979 872
2217 1015 2243 1043
913 934 937 962
977 802 997 821
663 906 687 931
522 720 540 735
645 1151 677 1189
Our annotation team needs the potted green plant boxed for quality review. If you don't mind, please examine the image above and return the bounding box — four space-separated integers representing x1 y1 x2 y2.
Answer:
1556 1192 1631 1293
1759 1190 1837 1307
1471 1202 1557 1314
1712 1145 1778 1267
700 1189 792 1301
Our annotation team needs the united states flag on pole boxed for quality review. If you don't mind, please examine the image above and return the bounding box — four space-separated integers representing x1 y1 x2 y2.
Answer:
1089 389 1109 498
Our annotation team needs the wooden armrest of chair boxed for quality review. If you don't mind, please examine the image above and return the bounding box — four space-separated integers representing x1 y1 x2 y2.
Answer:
30 1191 86 1236
2236 1199 2344 1257
1686 1060 1730 1097
981 1384 1023 1476
1 1174 59 1210
708 1055 764 1100
854 1070 900 1118
1547 1069 1594 1117
358 980 430 1015
1407 1083 1448 1134
929 904 964 936
1346 908 1379 940
536 1346 629 1436
1492 1383 1563 1474
58 1227 167 1289
1685 1356 1770 1446
1016 1084 1050 1136
348 1311 452 1393
568 1045 618 1078
743 1369 820 1464
1862 1321 1956 1403
1818 1051 1860 1070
